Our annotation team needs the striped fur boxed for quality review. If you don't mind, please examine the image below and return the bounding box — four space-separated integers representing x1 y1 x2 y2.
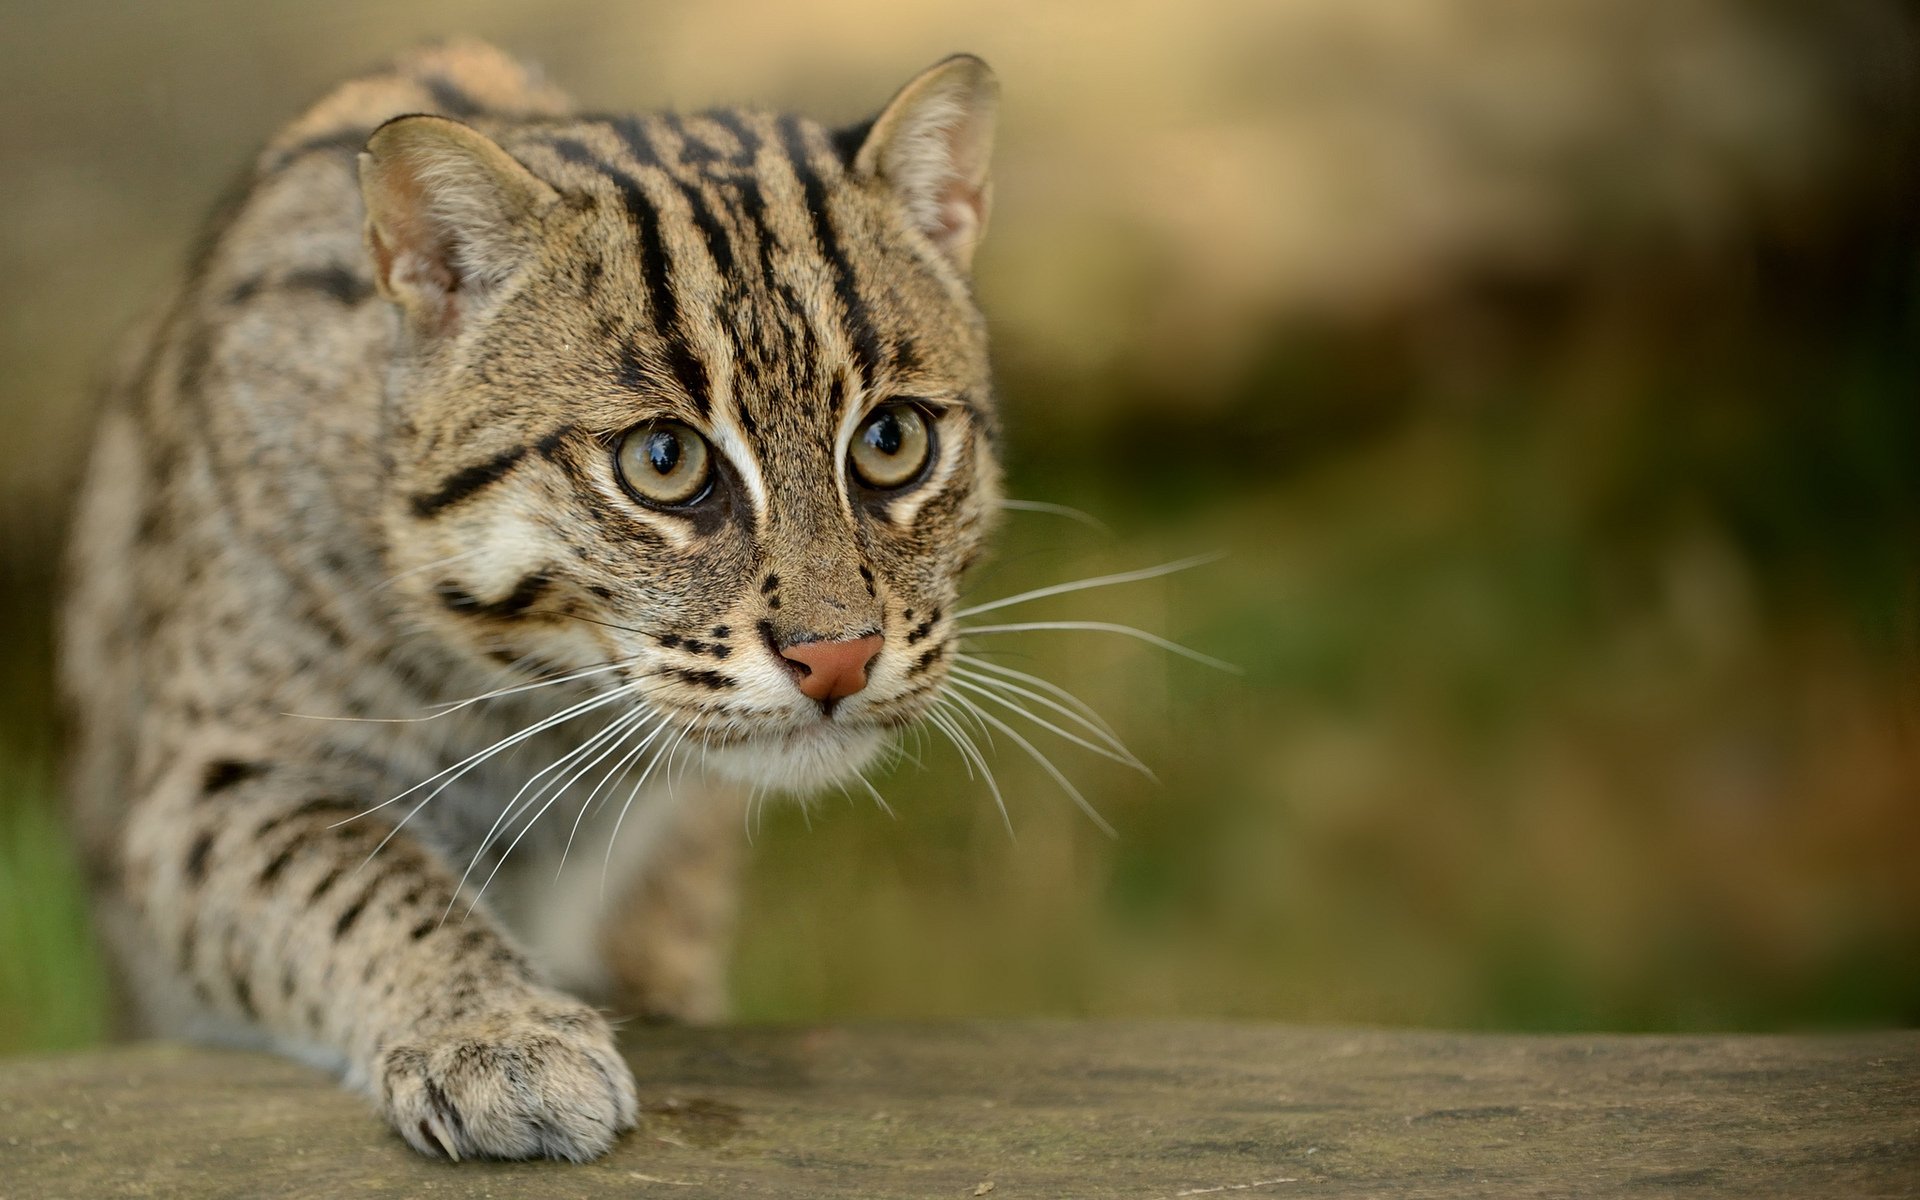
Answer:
59 41 1001 1162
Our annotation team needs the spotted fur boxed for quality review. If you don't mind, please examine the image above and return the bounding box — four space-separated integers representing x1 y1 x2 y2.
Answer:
59 40 1001 1162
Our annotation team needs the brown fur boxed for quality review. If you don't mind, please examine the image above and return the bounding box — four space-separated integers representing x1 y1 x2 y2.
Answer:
59 40 1001 1161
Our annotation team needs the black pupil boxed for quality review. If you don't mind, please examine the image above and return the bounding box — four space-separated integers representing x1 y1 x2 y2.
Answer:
646 430 680 475
867 414 903 456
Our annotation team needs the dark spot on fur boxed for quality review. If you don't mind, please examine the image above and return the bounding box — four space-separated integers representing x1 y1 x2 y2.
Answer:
203 759 268 795
283 265 374 306
309 866 343 902
410 918 436 941
334 896 368 939
672 668 734 690
907 642 945 678
232 973 257 1020
761 573 780 594
411 445 529 518
254 796 358 839
185 832 215 884
434 573 550 620
257 845 297 888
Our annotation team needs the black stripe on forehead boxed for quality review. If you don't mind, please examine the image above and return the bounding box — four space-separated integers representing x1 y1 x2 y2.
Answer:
777 114 884 384
621 116 737 280
574 120 712 421
700 108 763 168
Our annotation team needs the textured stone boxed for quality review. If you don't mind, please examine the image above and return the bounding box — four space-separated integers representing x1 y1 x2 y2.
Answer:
1 1023 1916 1198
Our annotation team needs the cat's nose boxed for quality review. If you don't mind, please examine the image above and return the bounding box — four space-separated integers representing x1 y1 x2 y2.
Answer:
778 633 883 703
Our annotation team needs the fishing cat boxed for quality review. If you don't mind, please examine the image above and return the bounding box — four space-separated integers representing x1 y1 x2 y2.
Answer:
60 40 1000 1161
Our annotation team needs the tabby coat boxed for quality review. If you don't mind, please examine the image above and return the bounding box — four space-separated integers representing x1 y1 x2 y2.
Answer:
60 41 1001 1161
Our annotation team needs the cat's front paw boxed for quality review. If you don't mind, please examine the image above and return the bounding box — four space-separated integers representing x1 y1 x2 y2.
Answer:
378 998 638 1162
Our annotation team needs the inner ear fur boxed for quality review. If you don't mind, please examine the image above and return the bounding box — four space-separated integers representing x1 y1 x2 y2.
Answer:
852 54 999 273
358 115 560 335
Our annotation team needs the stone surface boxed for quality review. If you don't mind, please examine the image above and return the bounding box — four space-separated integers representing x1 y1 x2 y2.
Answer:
1 1023 1916 1198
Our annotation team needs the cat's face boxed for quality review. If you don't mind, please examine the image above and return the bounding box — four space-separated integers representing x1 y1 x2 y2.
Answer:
367 60 1000 791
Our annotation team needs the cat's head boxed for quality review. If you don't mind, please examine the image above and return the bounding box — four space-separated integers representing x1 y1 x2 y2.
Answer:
362 56 1002 792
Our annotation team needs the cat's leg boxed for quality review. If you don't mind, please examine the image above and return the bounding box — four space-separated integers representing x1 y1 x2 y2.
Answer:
596 786 746 1025
120 752 637 1161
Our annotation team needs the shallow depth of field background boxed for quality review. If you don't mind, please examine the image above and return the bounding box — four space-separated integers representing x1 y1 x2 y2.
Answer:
2 0 1916 1053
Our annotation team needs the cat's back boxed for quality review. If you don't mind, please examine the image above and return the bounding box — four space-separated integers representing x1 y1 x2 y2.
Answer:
59 42 573 844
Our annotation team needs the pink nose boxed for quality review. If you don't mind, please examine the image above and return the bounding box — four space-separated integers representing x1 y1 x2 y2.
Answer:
779 634 884 703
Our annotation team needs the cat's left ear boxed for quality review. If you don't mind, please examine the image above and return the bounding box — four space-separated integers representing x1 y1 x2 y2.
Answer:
850 54 998 273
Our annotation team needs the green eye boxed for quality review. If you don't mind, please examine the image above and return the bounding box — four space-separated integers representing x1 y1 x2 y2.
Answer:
849 404 932 491
615 420 712 507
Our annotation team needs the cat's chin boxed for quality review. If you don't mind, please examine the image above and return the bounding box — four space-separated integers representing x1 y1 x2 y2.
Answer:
699 724 891 795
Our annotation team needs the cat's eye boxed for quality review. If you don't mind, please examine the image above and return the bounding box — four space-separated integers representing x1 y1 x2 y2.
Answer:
849 404 933 491
615 420 713 507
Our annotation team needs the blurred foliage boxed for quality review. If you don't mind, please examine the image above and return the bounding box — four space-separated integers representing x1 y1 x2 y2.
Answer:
1 0 1917 1053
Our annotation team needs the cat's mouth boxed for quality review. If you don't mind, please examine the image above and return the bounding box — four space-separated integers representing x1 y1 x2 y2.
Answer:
691 715 893 793
666 688 940 793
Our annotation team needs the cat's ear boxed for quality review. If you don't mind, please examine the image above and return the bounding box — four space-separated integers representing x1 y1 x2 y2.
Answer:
851 54 998 273
358 115 559 334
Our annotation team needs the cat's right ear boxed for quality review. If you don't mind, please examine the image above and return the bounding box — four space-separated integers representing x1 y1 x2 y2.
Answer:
851 54 998 273
358 115 559 336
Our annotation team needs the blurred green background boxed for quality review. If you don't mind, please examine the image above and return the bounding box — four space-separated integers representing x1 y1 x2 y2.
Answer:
2 0 1917 1054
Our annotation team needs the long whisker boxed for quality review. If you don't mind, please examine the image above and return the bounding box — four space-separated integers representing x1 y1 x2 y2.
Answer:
451 703 650 919
852 767 895 818
999 498 1112 534
950 662 1139 761
372 546 490 592
285 657 637 725
947 672 1155 778
557 712 672 881
949 692 1118 838
958 620 1240 674
953 654 1120 738
470 706 657 915
334 685 627 829
601 724 691 896
928 699 1012 836
954 552 1224 620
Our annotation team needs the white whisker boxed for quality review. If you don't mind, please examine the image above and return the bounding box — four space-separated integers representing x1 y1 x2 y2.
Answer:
453 704 651 919
953 654 1120 738
471 706 656 914
948 672 1154 778
949 692 1117 839
958 620 1240 674
285 657 636 725
954 552 1223 620
556 713 671 881
335 685 627 833
601 724 691 897
928 699 1012 836
999 497 1112 534
852 767 895 818
371 546 490 592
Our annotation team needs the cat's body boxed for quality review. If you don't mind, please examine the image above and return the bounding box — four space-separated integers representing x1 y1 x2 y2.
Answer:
60 41 1000 1160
